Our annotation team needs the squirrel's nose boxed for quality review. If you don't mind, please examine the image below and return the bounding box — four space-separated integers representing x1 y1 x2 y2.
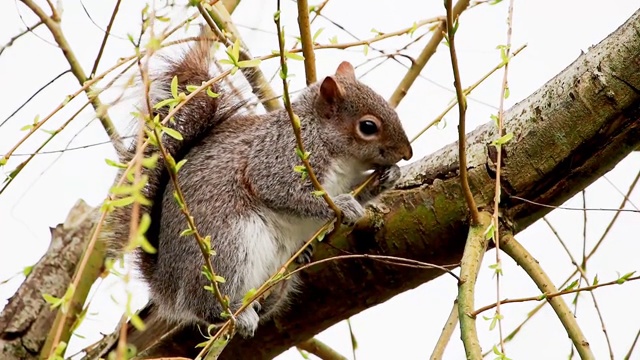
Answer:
402 145 413 161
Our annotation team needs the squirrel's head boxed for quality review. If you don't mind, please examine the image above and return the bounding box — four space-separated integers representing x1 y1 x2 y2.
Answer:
313 62 413 168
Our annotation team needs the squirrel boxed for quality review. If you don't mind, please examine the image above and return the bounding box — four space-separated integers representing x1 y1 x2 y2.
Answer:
101 35 413 338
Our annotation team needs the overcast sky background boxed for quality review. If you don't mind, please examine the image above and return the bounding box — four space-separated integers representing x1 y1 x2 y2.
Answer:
1 1 639 359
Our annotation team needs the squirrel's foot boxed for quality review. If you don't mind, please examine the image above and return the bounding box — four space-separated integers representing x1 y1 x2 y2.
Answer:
333 193 365 227
235 304 260 338
378 164 401 191
296 244 315 265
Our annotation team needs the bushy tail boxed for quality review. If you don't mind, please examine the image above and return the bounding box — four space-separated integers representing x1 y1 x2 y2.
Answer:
101 31 243 267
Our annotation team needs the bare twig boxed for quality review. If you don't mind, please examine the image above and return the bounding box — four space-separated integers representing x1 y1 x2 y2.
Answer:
429 300 459 360
444 0 479 225
472 275 640 315
510 195 640 213
89 0 122 78
275 1 343 223
388 0 470 108
625 327 640 360
500 234 595 360
296 0 316 85
0 21 42 56
457 211 492 358
410 44 526 142
297 337 348 360
490 0 515 352
19 0 121 148
543 218 615 359
200 2 282 111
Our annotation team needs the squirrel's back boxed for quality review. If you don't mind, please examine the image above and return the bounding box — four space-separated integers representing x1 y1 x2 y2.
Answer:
101 35 245 279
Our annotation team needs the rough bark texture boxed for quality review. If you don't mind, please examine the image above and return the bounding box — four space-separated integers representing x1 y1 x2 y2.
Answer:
134 9 640 359
2 8 639 360
0 201 98 360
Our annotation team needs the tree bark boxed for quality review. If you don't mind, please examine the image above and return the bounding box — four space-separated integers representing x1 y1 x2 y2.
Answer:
0 201 98 360
2 8 639 360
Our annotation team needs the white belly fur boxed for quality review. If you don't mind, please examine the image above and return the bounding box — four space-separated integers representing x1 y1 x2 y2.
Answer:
239 158 367 292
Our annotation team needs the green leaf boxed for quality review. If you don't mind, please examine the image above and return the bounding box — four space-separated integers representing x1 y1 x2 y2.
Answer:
20 124 34 131
153 97 178 109
130 313 147 331
563 279 579 291
329 35 338 44
285 52 305 61
141 153 159 169
242 288 257 305
207 87 219 98
312 28 324 42
110 196 135 208
316 229 328 242
293 114 301 130
175 159 188 172
180 228 195 237
312 190 325 197
490 114 499 127
186 84 199 93
214 275 226 283
162 126 183 141
170 76 179 98
237 58 262 68
363 44 369 56
484 223 495 241
22 265 33 277
43 293 63 308
105 158 128 169
0 157 7 166
504 86 510 99
492 132 513 146
617 271 636 284
592 274 599 286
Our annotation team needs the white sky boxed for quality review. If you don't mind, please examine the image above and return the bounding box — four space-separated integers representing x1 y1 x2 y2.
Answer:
1 1 639 359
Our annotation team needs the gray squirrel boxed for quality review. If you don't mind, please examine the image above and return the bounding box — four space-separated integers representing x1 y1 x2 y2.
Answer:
101 36 412 338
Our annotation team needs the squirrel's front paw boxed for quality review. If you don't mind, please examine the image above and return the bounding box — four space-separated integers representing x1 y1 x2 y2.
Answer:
334 193 365 227
235 304 260 338
378 164 401 191
296 244 315 265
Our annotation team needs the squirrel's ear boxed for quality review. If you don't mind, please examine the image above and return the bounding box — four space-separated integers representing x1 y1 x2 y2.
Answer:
335 61 356 80
320 76 344 104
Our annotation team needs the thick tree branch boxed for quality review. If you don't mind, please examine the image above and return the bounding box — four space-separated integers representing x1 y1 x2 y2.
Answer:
3 7 639 360
124 9 640 358
0 201 98 360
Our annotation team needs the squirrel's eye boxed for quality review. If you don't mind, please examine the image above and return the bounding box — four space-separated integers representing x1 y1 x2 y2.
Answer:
359 120 379 135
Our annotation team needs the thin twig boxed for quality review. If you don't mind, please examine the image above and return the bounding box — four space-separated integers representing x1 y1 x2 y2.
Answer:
491 0 515 352
444 0 479 225
90 0 122 78
490 169 640 355
472 275 640 314
543 218 615 359
200 2 282 111
457 211 492 359
430 300 459 360
19 0 121 148
0 21 42 56
499 234 595 360
510 195 640 213
275 1 343 223
346 318 357 360
410 44 526 142
296 0 316 85
388 0 470 108
624 327 640 360
297 337 348 360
